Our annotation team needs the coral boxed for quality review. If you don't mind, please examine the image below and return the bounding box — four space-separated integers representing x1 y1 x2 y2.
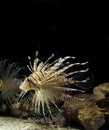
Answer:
0 60 22 107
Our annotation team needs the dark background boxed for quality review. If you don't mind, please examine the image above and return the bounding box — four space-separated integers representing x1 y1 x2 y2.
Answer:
0 0 109 86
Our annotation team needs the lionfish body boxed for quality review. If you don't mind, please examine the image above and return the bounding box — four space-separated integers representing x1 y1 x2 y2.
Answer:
19 51 89 116
0 60 22 106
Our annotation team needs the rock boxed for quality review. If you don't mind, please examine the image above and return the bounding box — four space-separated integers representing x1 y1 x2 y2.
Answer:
0 104 7 113
78 106 105 130
10 102 21 116
61 93 97 123
93 83 109 118
93 82 109 100
61 82 109 130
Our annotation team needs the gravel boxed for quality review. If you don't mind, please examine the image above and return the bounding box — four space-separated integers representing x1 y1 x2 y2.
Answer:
0 116 80 130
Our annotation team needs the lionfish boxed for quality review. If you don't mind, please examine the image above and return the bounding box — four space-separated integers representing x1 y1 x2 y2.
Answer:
19 51 89 117
0 60 22 106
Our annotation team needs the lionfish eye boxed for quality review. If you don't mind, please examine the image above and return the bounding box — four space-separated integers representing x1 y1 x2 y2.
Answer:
26 77 36 86
26 78 31 82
